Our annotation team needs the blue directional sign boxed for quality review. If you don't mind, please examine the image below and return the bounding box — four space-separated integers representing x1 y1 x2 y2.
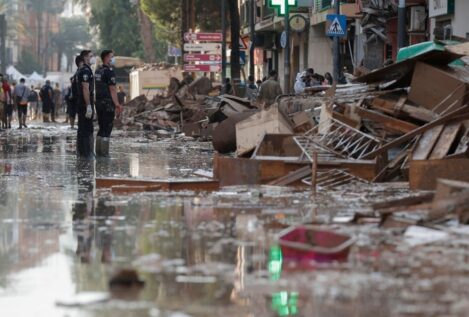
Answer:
326 14 347 37
240 51 246 65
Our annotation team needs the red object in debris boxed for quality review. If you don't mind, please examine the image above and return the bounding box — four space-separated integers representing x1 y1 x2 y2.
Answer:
3 164 11 174
278 226 355 266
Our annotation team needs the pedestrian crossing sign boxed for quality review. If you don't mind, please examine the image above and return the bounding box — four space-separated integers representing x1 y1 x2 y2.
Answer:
326 14 347 37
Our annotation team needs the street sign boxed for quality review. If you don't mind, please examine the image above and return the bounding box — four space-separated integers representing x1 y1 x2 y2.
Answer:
183 43 222 52
184 54 222 63
268 0 297 16
184 32 223 42
326 14 347 37
167 46 182 57
183 64 222 73
229 36 249 50
280 31 287 49
240 51 246 65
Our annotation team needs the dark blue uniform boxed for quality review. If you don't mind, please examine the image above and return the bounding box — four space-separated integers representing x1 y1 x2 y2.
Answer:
76 64 94 158
39 84 53 114
95 64 116 138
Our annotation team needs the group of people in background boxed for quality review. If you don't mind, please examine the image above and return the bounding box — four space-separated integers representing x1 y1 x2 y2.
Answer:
0 72 127 133
294 68 333 94
221 68 334 108
0 74 73 130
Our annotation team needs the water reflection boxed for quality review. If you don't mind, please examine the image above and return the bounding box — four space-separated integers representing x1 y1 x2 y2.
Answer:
73 160 116 264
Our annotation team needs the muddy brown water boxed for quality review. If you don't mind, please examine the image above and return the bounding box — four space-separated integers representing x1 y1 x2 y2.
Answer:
1 125 469 317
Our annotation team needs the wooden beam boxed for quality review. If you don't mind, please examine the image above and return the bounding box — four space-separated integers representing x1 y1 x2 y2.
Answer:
412 125 444 160
370 97 437 122
429 122 463 159
355 107 419 134
363 105 469 159
96 178 219 192
409 158 469 190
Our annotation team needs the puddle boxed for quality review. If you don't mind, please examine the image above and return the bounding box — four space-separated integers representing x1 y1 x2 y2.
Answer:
1 126 469 316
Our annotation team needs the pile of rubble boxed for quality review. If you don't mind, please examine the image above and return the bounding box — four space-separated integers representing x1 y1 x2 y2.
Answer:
208 42 469 225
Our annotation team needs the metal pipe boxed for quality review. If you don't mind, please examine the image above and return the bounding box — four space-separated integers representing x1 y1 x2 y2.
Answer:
397 0 406 50
284 0 290 93
332 0 341 84
221 0 227 80
249 0 256 78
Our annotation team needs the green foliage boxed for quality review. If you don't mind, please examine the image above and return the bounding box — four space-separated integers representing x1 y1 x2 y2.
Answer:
140 0 181 45
16 50 43 74
141 0 222 46
87 0 143 58
26 0 65 14
52 16 91 70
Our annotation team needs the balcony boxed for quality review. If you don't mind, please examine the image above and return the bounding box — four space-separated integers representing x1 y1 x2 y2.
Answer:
311 0 360 25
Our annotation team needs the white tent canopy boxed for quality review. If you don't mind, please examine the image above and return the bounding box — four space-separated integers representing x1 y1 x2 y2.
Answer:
28 71 44 87
6 65 25 82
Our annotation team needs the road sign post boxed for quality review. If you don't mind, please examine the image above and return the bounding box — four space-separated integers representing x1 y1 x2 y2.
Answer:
183 32 223 73
326 3 346 84
183 54 222 63
183 64 222 73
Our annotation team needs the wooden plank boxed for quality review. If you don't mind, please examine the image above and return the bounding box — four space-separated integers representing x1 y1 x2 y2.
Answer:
355 107 419 134
429 122 463 159
268 166 311 186
409 158 469 190
111 185 162 194
363 105 469 159
373 193 434 210
96 178 219 192
412 125 444 160
433 178 469 202
370 97 437 123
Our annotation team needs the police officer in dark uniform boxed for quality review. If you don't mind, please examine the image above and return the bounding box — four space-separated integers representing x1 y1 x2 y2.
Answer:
94 50 122 157
67 55 84 129
76 50 96 159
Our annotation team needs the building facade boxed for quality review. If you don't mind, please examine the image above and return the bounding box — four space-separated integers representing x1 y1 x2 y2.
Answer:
428 0 469 41
239 0 469 91
2 0 63 75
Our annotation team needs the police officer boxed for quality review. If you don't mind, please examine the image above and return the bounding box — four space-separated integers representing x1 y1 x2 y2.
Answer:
68 55 84 130
94 50 122 157
76 50 96 159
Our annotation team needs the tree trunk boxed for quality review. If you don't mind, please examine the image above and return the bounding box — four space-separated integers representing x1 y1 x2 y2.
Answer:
43 12 50 71
37 11 42 66
57 47 62 71
228 0 241 83
137 1 156 63
181 0 187 53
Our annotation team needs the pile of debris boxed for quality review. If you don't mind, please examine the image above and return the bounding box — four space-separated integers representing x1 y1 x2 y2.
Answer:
211 42 469 195
116 76 224 132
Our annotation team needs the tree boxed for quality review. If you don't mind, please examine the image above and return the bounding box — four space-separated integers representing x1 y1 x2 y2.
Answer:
26 0 66 71
141 0 221 48
52 17 91 72
228 0 240 83
16 50 43 74
87 0 143 57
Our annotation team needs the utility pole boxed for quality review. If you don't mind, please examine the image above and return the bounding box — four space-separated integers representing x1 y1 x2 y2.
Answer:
332 0 340 84
0 14 6 75
283 0 290 93
397 0 406 50
221 0 227 80
249 0 255 78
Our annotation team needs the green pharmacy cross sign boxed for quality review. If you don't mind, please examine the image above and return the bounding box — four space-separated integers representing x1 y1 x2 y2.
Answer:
268 0 297 16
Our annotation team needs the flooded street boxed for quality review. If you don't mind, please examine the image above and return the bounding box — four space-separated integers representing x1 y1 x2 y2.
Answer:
1 125 469 317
